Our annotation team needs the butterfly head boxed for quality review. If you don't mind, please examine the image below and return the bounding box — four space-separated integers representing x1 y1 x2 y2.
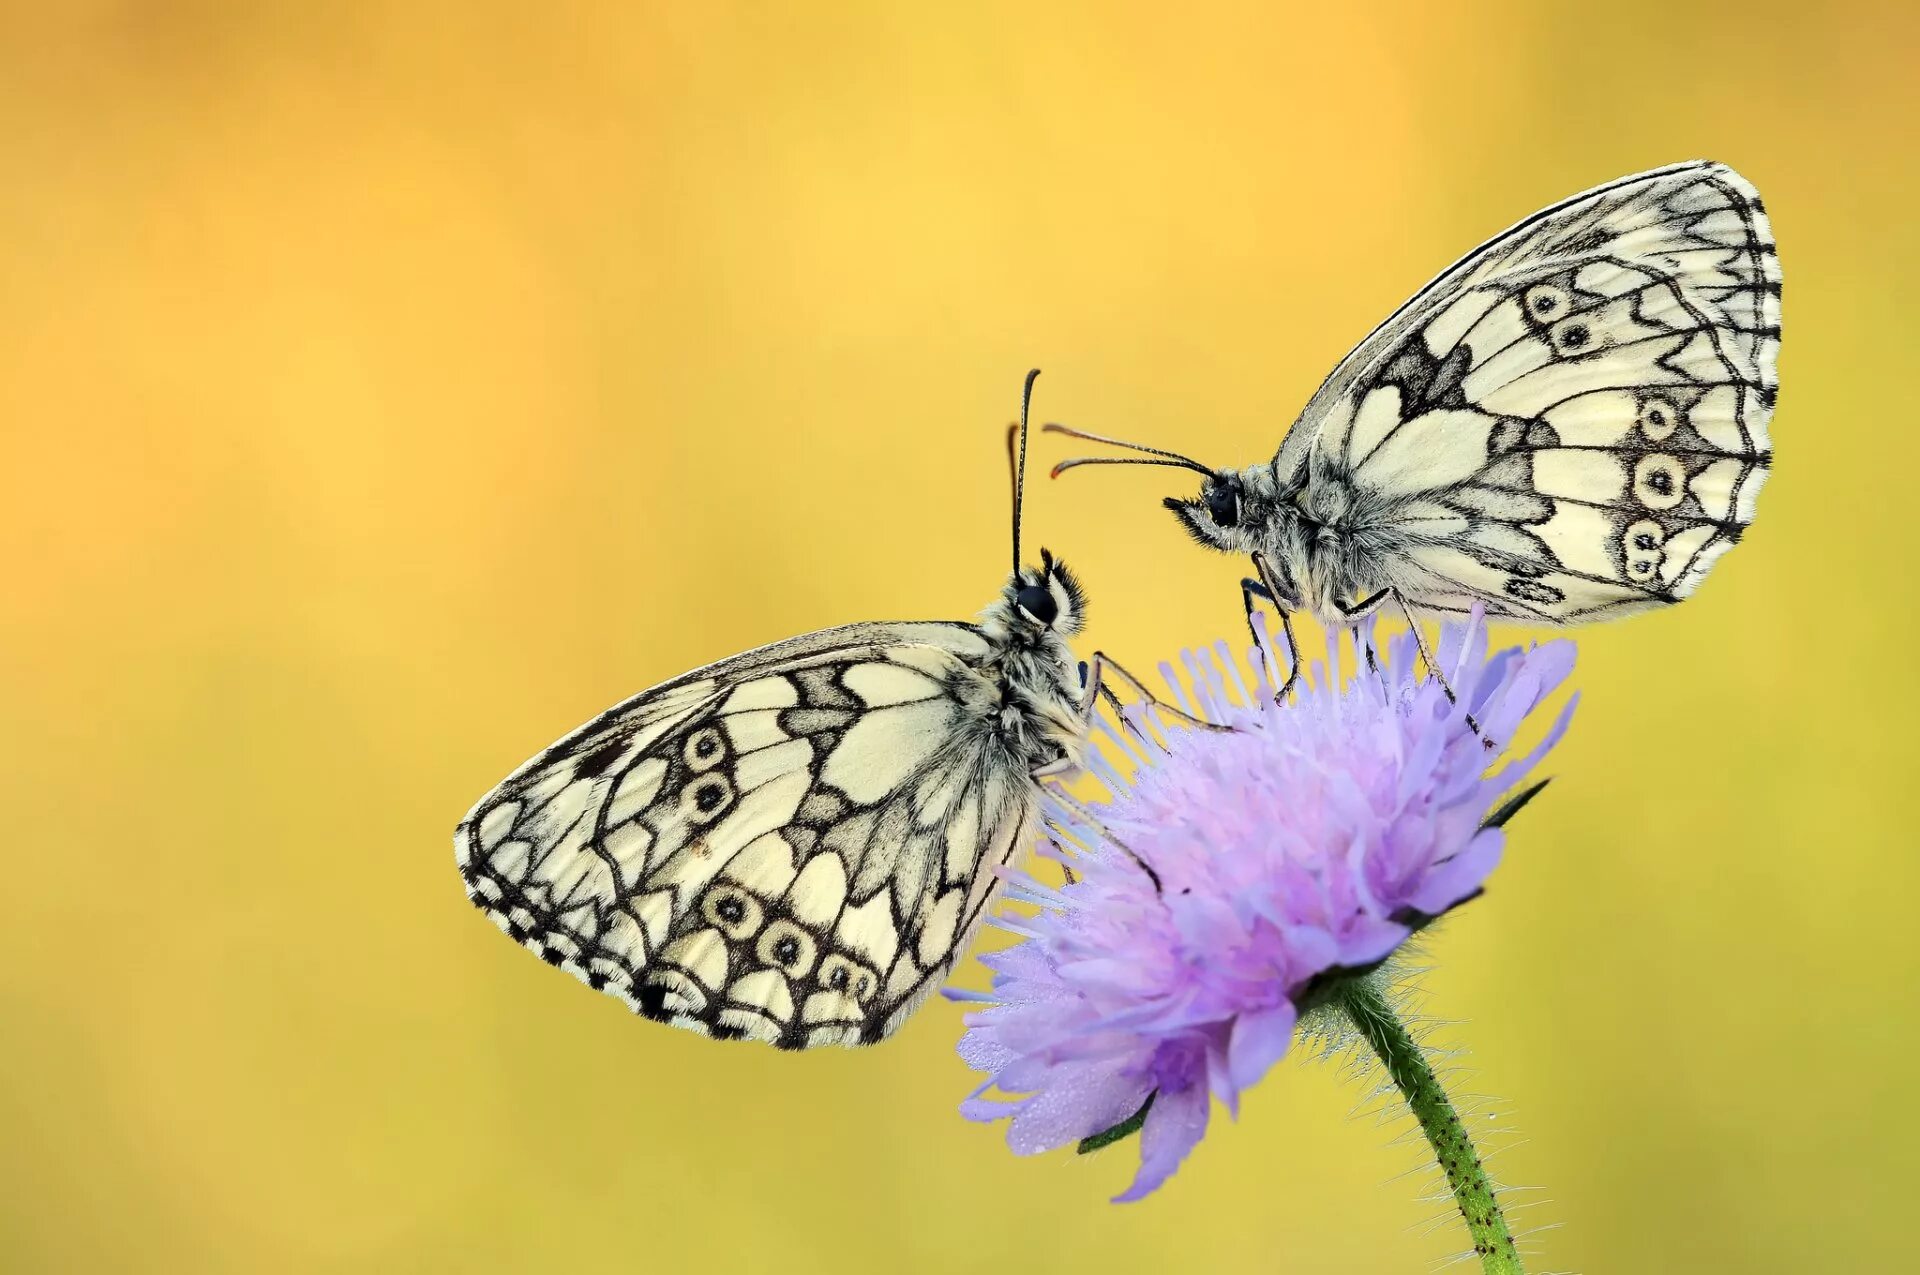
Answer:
1043 420 1266 557
1000 371 1088 639
1163 469 1256 554
1000 547 1087 638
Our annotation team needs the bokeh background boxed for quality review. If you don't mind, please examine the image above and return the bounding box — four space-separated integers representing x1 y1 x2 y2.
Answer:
3 3 1913 1271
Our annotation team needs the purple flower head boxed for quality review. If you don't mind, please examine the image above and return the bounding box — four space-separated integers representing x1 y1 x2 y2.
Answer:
951 611 1576 1201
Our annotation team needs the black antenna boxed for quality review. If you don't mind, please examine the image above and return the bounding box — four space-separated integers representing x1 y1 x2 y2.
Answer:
1042 421 1213 478
1012 368 1040 573
1051 455 1215 476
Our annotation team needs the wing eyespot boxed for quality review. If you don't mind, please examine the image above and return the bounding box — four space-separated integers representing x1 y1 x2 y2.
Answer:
683 727 727 772
1632 455 1688 511
1625 519 1666 553
755 920 819 979
1549 315 1598 356
700 885 763 941
1524 283 1569 321
1621 519 1668 582
681 772 736 823
1635 395 1683 443
819 954 878 1006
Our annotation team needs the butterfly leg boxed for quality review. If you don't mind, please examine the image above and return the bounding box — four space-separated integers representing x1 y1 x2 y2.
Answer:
1048 838 1080 886
1336 589 1390 621
1047 784 1164 894
1078 652 1233 733
1388 590 1454 700
1031 741 1163 893
1077 659 1149 745
1334 589 1389 677
1245 553 1302 702
1388 590 1487 737
1239 579 1286 701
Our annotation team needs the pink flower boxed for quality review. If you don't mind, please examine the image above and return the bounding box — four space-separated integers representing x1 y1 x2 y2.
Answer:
952 611 1575 1201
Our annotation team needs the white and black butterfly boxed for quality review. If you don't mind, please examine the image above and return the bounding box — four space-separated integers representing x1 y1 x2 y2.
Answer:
1050 161 1779 684
456 372 1187 1048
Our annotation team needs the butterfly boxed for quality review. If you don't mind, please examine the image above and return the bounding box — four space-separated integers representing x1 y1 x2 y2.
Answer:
455 371 1193 1048
1048 161 1779 688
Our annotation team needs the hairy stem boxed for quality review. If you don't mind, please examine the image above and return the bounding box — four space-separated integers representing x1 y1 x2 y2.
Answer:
1339 979 1523 1274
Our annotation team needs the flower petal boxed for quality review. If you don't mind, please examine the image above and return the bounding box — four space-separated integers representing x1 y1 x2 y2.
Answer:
1408 829 1503 916
1113 1081 1212 1202
1006 1059 1155 1155
1226 1001 1298 1097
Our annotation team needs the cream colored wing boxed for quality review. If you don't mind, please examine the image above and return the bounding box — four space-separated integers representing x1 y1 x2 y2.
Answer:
455 621 1036 1048
1293 162 1777 621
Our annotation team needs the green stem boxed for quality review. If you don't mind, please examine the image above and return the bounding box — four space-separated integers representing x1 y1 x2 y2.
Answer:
1338 979 1523 1275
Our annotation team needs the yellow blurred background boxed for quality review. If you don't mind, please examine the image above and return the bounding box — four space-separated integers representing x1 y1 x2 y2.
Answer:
2 3 1913 1271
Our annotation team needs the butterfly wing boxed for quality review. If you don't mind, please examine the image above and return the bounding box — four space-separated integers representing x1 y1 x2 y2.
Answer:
1288 161 1777 621
456 621 1038 1047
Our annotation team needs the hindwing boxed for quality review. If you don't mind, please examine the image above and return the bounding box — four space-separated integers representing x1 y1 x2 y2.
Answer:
1293 161 1778 621
456 622 1036 1048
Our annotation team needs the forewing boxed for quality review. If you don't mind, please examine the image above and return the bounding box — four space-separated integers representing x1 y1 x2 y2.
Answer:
455 621 1035 1047
1289 162 1777 621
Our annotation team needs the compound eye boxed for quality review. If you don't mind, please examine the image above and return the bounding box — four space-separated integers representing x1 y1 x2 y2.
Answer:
1205 483 1239 528
1014 583 1058 625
